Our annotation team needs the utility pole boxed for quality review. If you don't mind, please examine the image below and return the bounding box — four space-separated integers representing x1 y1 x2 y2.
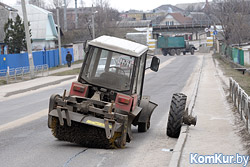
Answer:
57 7 62 65
64 0 67 31
21 0 34 77
91 4 95 39
75 0 78 29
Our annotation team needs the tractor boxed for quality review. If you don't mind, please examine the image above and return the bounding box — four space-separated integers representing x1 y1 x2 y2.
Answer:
48 36 160 148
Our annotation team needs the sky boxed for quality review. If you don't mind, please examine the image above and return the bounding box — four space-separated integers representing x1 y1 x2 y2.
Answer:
1 0 207 11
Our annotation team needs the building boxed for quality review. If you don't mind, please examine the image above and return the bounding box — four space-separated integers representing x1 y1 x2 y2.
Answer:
176 2 206 11
0 2 18 54
153 4 185 14
159 13 192 26
14 4 58 50
188 12 211 25
120 12 165 21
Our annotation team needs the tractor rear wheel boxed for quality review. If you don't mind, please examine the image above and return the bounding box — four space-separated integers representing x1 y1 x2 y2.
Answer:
166 93 187 138
138 118 150 132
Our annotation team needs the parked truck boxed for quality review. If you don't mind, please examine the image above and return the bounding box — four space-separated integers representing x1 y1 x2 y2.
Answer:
157 36 196 56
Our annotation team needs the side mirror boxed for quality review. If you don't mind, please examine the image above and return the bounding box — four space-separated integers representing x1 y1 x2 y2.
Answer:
150 56 160 72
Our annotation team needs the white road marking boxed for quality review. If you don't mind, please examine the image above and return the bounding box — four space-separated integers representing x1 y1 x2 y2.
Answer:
0 109 47 132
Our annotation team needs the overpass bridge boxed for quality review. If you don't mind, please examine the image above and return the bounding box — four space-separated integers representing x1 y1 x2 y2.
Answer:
152 24 211 40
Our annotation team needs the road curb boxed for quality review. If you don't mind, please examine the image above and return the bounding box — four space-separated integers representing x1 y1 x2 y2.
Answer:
4 76 76 97
168 55 205 167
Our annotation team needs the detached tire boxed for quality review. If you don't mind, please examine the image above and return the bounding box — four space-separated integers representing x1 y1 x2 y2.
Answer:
167 93 187 138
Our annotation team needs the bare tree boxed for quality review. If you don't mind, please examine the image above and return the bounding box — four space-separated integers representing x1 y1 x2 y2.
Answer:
80 0 85 8
212 0 250 45
29 0 46 8
49 0 72 8
185 5 195 13
16 0 21 5
92 0 120 37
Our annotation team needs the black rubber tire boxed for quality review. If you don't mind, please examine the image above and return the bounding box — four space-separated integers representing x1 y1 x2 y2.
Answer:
162 49 168 56
191 48 194 55
138 118 150 132
176 49 181 55
170 49 176 56
183 52 186 55
166 93 187 138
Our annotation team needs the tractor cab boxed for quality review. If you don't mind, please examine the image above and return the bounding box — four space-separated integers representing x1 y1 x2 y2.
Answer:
78 35 160 100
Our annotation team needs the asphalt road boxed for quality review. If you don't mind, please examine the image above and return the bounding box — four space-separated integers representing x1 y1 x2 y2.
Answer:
0 54 198 167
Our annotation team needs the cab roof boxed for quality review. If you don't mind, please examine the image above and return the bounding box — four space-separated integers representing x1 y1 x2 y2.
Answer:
88 35 148 57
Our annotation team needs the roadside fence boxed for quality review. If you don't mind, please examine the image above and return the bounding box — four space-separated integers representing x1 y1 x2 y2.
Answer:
229 77 250 131
0 64 48 84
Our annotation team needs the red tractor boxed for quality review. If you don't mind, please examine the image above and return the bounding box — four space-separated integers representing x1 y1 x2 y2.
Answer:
48 36 160 148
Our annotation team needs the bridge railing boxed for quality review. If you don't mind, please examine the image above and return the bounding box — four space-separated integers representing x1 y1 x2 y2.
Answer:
153 20 212 29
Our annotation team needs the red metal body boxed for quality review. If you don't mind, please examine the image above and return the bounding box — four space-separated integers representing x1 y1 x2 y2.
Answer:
69 82 88 97
115 93 133 112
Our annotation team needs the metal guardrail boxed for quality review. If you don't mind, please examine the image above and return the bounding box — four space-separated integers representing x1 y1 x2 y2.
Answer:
0 64 49 84
229 77 250 131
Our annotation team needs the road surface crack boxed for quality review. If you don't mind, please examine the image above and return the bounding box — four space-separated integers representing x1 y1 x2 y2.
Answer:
63 148 88 167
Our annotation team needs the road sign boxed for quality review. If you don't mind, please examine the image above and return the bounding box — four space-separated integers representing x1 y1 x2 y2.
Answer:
207 37 213 47
213 30 218 35
205 28 209 32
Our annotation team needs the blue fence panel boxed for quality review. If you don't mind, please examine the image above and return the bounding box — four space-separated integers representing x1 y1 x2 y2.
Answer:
47 50 54 68
0 53 29 70
33 51 45 66
0 55 7 70
7 53 29 69
0 47 74 70
54 49 59 66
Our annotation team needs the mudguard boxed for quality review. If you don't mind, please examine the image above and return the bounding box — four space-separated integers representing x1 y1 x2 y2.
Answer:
137 96 158 123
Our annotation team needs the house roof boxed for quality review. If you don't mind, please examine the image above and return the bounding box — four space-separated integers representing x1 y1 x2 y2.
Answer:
88 35 148 57
153 4 184 14
168 13 192 24
176 2 205 10
0 2 17 11
13 4 57 40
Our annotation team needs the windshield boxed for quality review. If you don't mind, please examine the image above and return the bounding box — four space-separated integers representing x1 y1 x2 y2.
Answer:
81 46 136 91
